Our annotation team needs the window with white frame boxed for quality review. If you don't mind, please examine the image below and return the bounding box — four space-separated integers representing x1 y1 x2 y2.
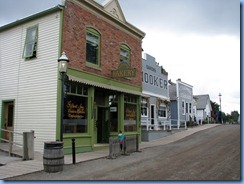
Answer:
120 44 130 63
158 105 167 118
23 25 38 59
182 100 185 115
141 98 148 117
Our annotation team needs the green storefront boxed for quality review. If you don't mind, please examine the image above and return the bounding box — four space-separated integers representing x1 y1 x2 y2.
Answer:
57 68 142 154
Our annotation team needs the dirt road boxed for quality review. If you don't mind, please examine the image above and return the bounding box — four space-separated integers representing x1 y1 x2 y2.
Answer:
8 124 240 181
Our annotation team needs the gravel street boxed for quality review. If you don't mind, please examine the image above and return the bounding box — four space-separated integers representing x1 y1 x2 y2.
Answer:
7 124 240 181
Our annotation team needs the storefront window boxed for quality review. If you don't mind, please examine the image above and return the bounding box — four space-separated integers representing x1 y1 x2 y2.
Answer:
109 95 118 132
124 95 137 132
158 105 166 118
63 82 88 133
141 98 148 117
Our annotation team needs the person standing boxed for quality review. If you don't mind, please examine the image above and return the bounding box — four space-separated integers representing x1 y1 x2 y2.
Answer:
118 130 125 151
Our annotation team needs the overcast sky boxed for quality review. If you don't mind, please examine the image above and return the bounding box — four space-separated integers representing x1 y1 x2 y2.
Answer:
0 0 241 115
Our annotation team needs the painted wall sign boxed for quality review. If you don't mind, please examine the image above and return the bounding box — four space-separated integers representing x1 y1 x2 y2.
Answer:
142 54 169 98
64 95 87 120
142 72 167 89
125 104 136 120
111 62 136 78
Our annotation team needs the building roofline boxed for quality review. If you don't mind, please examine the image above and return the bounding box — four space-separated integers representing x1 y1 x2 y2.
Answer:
77 0 145 39
176 79 193 88
0 5 64 32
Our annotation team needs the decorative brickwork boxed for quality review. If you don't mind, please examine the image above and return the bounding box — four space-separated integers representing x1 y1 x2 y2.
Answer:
62 1 143 87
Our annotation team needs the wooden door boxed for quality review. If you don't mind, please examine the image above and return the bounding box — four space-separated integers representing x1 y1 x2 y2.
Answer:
4 102 14 140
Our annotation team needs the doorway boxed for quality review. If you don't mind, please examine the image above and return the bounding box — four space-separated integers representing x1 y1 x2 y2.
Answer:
3 102 14 140
150 105 155 129
97 107 109 143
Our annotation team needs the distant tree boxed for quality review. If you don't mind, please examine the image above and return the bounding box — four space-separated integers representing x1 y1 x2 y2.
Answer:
223 111 239 123
211 100 219 117
231 111 239 122
222 112 227 122
210 100 239 124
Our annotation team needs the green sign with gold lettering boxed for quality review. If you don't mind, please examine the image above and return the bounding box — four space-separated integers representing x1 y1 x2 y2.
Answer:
111 63 136 78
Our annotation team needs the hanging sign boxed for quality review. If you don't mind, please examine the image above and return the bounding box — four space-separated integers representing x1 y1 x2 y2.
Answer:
111 63 136 78
110 107 117 112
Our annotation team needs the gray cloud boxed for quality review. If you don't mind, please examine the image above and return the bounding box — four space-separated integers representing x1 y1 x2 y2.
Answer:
0 0 61 26
1 0 239 37
120 0 240 36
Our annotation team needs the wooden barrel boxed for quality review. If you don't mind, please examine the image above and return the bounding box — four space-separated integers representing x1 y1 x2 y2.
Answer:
43 141 64 173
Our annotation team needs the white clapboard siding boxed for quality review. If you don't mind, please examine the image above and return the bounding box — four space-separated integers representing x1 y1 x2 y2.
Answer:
0 11 61 153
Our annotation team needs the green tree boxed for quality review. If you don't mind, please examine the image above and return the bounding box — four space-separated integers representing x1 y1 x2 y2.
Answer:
210 100 219 116
223 111 239 123
231 111 239 122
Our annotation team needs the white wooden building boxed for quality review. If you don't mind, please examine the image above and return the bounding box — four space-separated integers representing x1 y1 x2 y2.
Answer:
194 94 212 124
0 6 63 152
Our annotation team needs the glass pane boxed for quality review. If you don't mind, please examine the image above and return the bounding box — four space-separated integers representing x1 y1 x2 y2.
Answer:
26 27 37 43
24 26 37 58
87 32 99 44
83 87 88 95
141 107 147 116
77 86 82 95
71 84 76 94
110 103 118 132
64 95 88 133
120 48 129 63
86 32 99 64
24 43 35 57
124 103 137 132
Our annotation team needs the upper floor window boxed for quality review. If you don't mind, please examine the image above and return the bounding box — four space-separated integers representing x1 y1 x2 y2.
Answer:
86 27 100 66
23 25 38 59
120 44 130 63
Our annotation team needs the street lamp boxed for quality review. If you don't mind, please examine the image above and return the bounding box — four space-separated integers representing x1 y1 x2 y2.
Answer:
219 93 222 124
58 52 69 141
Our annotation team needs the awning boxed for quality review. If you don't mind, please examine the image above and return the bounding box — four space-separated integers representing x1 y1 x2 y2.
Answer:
142 91 170 102
67 75 142 96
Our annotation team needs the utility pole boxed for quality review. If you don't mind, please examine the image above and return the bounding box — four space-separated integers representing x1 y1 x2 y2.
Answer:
219 93 223 124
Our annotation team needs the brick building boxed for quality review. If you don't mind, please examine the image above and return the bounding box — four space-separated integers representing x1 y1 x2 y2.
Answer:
0 0 145 154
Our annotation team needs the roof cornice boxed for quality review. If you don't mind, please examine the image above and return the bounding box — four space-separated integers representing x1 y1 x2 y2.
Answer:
75 0 145 39
176 79 193 88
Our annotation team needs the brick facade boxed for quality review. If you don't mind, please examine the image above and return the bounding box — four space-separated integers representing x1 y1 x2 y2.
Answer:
62 0 143 87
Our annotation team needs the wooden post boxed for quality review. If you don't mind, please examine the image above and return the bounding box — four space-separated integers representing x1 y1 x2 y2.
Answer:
9 132 13 157
23 131 34 160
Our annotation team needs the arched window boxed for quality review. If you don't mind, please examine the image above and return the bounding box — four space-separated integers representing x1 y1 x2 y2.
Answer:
86 27 100 66
120 44 130 64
